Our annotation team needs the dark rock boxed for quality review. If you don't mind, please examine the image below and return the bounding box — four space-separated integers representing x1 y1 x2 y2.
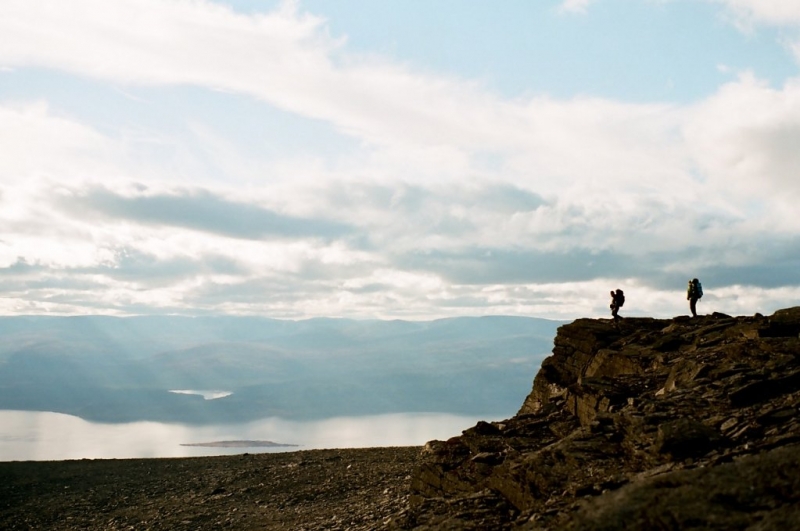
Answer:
756 407 797 426
651 333 684 352
407 306 800 530
557 444 800 531
467 421 503 436
654 417 720 458
760 307 800 338
729 368 800 407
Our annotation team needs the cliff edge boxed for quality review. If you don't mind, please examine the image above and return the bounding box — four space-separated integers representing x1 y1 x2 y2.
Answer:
405 308 800 530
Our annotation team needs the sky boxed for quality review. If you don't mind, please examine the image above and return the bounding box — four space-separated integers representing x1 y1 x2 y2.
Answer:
0 0 799 320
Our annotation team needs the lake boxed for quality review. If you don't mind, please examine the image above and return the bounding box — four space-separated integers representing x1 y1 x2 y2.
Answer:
0 410 491 461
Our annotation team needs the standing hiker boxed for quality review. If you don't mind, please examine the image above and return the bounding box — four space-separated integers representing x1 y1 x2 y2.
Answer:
610 289 625 321
687 278 703 317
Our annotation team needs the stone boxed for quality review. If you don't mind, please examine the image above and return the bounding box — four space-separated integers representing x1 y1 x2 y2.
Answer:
760 307 800 337
654 418 720 459
557 444 800 531
406 306 800 530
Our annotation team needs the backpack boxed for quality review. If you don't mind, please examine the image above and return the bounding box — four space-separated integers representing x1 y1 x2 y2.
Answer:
616 290 625 307
696 282 703 298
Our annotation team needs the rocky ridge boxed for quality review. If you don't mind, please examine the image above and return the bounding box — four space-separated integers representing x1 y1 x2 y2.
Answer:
405 308 800 530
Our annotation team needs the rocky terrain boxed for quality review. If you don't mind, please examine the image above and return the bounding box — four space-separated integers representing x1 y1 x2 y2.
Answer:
407 308 800 529
0 446 419 530
3 308 800 530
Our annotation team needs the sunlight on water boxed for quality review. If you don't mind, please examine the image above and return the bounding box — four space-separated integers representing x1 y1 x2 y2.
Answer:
168 390 233 400
0 410 492 461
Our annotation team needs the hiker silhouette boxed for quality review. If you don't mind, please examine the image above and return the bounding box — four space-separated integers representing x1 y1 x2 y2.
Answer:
687 278 703 317
610 289 625 321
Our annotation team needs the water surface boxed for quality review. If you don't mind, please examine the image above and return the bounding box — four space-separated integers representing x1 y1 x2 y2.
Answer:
0 410 489 461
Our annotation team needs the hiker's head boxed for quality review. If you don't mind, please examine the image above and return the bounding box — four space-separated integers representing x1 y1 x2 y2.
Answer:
692 278 699 284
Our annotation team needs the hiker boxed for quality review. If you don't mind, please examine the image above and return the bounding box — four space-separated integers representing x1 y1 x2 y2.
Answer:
687 278 703 317
610 289 625 321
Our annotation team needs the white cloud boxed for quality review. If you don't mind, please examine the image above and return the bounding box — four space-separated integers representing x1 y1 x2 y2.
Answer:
558 0 596 15
0 102 119 183
0 0 679 193
712 0 800 62
1 72 796 318
713 0 800 26
684 72 800 224
1 0 700 201
0 1 718 223
0 0 461 151
1 1 799 319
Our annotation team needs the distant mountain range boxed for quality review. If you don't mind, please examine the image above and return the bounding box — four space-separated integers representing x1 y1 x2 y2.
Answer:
0 315 562 424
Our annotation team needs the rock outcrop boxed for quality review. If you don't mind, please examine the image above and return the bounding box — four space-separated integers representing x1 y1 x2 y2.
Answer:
404 308 800 530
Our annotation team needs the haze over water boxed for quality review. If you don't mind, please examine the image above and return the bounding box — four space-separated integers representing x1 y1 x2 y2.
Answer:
0 410 488 461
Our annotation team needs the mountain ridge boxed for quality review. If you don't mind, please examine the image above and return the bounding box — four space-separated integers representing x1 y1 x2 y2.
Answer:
0 314 562 423
405 308 800 529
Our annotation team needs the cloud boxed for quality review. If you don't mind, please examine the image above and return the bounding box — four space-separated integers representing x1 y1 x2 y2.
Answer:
707 0 800 63
684 73 800 220
711 0 800 61
393 238 800 292
318 182 551 252
0 102 120 182
84 249 248 285
0 0 682 186
0 0 481 152
0 257 45 276
0 1 799 319
558 0 596 15
397 248 636 285
55 185 354 241
713 0 800 26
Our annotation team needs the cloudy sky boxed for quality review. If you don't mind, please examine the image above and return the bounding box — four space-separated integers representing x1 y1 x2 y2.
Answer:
1 0 799 320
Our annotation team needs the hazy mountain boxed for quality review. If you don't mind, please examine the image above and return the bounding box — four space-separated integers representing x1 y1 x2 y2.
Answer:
0 315 562 424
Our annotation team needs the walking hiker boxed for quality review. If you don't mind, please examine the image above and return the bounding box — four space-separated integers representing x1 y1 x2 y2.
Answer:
687 278 703 317
610 289 625 321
